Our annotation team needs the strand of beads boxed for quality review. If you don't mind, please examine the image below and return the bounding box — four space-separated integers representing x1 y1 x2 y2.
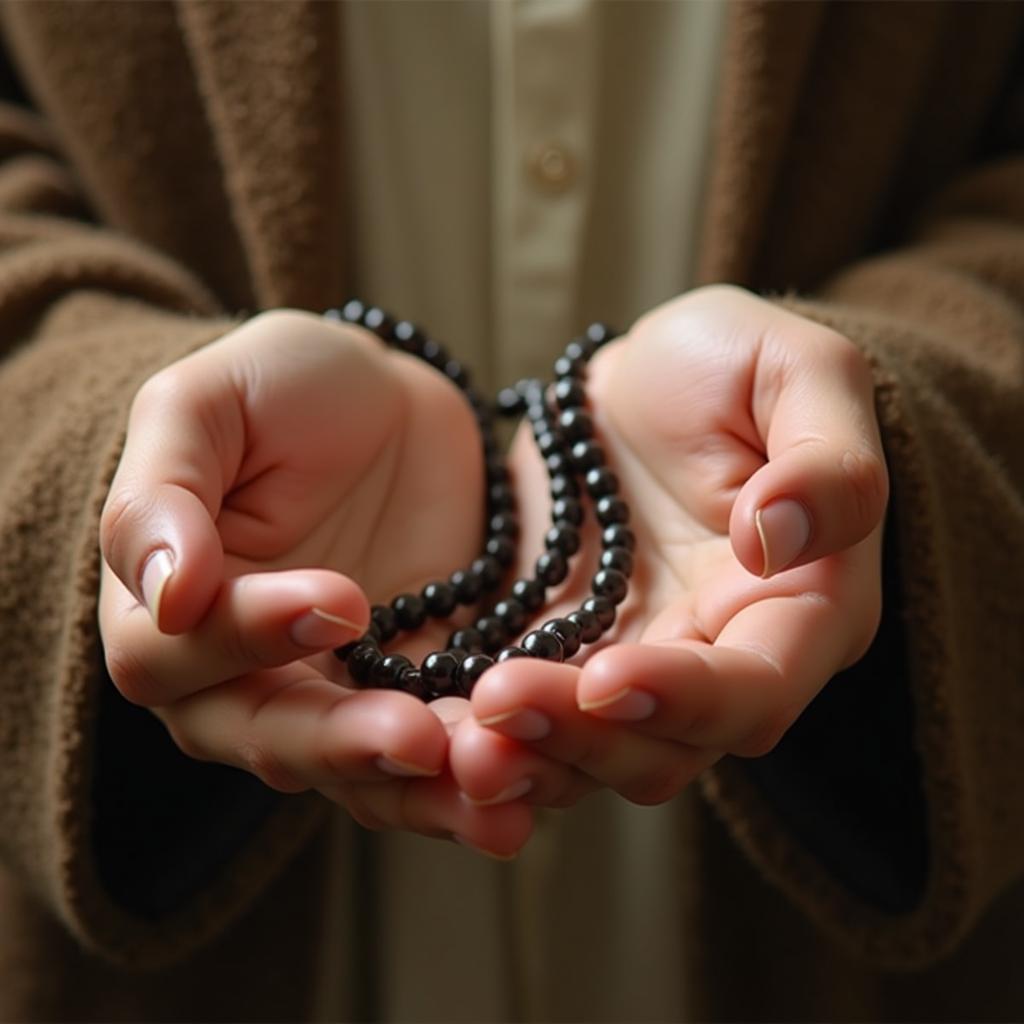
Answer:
330 306 632 701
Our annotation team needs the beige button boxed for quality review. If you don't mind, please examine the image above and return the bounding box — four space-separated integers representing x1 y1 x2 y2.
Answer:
528 143 578 191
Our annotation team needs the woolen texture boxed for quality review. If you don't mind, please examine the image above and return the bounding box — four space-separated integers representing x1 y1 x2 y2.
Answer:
0 1 1021 1020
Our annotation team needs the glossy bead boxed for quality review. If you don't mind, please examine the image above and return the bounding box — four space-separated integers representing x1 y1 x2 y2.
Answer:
362 306 394 336
449 627 484 654
602 523 636 551
363 621 382 645
571 439 605 471
496 646 529 663
422 580 457 618
422 651 460 696
472 554 503 590
583 595 616 629
392 593 426 630
567 608 602 643
488 483 515 511
497 386 525 416
537 431 563 458
347 642 381 684
585 467 619 499
522 629 563 661
600 546 634 577
512 578 545 612
565 337 593 361
370 605 398 644
373 653 412 688
421 337 447 369
595 495 629 526
456 653 495 696
486 534 516 568
585 322 613 347
558 408 594 442
489 512 520 539
392 320 423 352
450 568 482 605
542 617 581 658
535 549 568 587
475 615 509 653
545 522 581 556
553 377 586 411
340 298 365 323
528 404 548 430
444 358 469 388
494 598 527 634
551 474 580 499
554 354 583 378
546 451 572 477
592 567 628 605
400 667 429 700
551 496 583 526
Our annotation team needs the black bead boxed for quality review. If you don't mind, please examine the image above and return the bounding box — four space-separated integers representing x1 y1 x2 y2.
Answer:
512 577 545 612
444 358 470 388
600 546 634 578
567 608 602 643
558 407 594 442
449 626 484 654
370 605 398 644
400 667 429 700
485 534 516 568
554 354 583 378
475 615 509 654
340 298 365 323
488 483 515 511
537 431 564 458
493 598 527 634
585 467 619 499
486 458 510 485
571 439 605 471
592 567 628 605
582 595 616 629
535 549 568 587
595 495 629 526
565 337 594 361
546 451 572 477
373 653 412 688
496 646 529 663
545 522 581 557
602 523 636 551
363 620 382 645
585 322 613 347
421 337 447 369
551 496 583 526
456 653 495 696
346 642 381 684
450 568 482 605
392 320 423 352
422 580 457 618
469 390 493 427
542 617 581 658
422 651 460 696
553 377 586 412
528 404 549 430
522 629 564 661
472 554 504 590
363 306 394 337
497 386 525 416
551 474 580 500
392 592 426 630
489 512 520 539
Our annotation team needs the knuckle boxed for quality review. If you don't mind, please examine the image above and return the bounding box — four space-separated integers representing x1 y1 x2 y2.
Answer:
160 715 207 763
841 447 890 527
99 488 145 567
104 644 165 707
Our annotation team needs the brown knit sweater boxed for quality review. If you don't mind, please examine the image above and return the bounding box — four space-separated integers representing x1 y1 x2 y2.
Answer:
0 2 1022 1021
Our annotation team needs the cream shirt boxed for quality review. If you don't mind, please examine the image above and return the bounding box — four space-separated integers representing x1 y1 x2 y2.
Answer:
321 3 727 1020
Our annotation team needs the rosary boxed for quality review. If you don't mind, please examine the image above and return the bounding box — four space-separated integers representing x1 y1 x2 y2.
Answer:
326 300 633 702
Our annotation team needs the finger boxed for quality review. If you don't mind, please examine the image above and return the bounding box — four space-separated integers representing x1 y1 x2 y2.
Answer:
471 660 712 805
448 714 598 809
731 330 888 577
158 664 449 790
100 362 242 633
101 567 369 706
325 774 535 860
576 582 870 756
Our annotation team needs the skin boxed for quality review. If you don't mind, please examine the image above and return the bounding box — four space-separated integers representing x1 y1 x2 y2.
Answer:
98 286 888 857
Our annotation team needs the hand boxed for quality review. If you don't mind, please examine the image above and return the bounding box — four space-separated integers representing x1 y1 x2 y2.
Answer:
450 285 888 808
99 309 531 856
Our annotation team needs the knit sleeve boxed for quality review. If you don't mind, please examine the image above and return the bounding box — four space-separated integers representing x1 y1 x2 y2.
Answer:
703 155 1024 967
0 100 327 969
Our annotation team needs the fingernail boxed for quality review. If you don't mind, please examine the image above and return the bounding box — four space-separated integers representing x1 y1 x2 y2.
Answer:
290 607 365 648
755 499 811 578
467 778 533 807
140 548 173 627
477 708 551 741
375 755 441 778
579 687 656 720
452 835 518 861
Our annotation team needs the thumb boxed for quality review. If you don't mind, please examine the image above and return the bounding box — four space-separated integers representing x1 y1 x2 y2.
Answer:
100 365 237 633
729 335 889 577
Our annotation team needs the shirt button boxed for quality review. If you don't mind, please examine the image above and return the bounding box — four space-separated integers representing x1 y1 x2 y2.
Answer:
528 143 578 192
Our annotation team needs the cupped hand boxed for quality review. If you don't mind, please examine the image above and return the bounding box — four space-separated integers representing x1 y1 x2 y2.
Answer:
450 285 888 808
99 309 530 856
